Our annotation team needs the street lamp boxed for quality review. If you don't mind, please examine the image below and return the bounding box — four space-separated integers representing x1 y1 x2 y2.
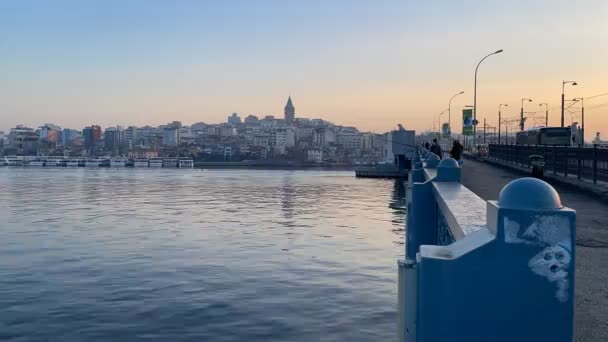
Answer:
573 97 585 146
448 91 464 136
438 109 449 136
473 49 503 147
538 103 549 127
520 98 532 130
498 104 508 144
561 80 577 127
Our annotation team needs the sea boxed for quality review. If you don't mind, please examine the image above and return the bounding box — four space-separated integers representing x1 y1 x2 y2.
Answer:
0 168 407 342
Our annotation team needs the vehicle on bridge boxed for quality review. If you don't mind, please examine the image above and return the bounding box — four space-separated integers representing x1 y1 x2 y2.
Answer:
516 127 572 146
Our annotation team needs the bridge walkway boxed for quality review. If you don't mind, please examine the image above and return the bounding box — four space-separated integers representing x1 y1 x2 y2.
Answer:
460 158 608 342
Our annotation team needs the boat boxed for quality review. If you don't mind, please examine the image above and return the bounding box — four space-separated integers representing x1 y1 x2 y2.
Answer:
65 158 81 167
3 156 22 166
162 158 178 168
133 158 149 167
29 159 46 167
148 157 163 168
178 158 194 168
85 158 102 167
110 157 129 167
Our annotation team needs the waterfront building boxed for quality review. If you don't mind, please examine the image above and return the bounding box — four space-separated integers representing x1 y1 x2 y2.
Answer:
284 96 295 124
7 125 39 155
306 148 323 163
161 122 182 147
39 124 61 143
104 127 125 155
61 129 81 146
83 125 102 153
124 126 139 147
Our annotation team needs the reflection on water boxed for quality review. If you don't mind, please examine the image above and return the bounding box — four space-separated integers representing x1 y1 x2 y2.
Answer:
0 168 406 342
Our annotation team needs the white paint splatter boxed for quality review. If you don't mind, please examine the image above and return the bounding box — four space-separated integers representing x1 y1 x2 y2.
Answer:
528 245 571 302
504 216 570 246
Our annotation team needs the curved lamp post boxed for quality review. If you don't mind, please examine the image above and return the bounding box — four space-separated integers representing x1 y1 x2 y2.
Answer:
448 91 464 136
561 81 577 127
498 104 508 144
538 103 549 127
473 49 503 147
520 98 532 130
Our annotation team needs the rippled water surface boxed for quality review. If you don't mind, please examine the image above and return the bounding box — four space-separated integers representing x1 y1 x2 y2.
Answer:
0 168 407 342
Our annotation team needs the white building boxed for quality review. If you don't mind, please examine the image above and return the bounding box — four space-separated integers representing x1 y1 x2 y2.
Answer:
336 132 362 151
275 128 295 148
313 128 335 146
306 148 323 163
162 127 180 147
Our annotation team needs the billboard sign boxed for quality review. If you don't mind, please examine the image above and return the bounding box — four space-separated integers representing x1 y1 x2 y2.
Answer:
441 123 450 137
462 109 473 136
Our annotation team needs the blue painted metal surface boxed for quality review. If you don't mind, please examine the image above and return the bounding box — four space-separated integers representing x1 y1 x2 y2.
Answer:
399 148 576 342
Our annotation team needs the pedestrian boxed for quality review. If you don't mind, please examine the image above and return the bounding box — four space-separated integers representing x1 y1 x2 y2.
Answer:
430 138 443 159
424 142 430 150
450 140 463 161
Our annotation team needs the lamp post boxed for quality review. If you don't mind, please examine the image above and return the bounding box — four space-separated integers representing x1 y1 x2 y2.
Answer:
498 103 508 144
539 103 549 127
448 91 464 136
561 80 577 127
520 98 532 131
473 49 503 148
573 97 585 146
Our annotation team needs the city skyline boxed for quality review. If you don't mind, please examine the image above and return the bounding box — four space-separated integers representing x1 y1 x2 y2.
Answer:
1 1 607 139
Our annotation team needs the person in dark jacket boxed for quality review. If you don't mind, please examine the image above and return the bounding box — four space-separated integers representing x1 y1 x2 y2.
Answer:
424 142 430 150
429 138 443 159
450 140 464 161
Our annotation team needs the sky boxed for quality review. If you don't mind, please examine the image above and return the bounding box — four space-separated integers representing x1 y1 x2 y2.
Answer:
1 0 607 140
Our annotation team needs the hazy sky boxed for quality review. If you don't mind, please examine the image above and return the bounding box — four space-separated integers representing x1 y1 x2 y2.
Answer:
1 0 607 139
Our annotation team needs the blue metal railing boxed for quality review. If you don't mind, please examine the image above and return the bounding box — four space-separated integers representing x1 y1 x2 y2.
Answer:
398 148 576 342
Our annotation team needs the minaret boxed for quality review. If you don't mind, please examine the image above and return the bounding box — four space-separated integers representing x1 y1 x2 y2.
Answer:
284 96 295 124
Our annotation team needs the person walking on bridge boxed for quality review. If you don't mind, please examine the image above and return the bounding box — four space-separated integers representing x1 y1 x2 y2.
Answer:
430 138 443 159
450 140 464 161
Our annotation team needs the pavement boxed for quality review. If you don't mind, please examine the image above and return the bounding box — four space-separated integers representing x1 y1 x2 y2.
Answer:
460 158 608 342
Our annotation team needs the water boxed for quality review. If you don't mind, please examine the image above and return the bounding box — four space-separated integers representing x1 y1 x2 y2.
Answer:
0 168 407 342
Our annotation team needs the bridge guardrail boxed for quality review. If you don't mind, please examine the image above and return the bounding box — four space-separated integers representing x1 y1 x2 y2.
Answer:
488 144 608 183
398 148 576 342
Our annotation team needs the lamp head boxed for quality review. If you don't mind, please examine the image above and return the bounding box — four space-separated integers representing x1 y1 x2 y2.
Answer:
495 49 504 54
572 82 578 86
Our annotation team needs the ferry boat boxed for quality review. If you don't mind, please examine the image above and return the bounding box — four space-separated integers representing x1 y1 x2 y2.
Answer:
149 158 163 168
29 159 46 167
133 158 149 167
45 158 64 167
85 158 102 167
178 158 194 168
65 158 81 167
110 157 129 167
3 156 22 166
163 158 178 168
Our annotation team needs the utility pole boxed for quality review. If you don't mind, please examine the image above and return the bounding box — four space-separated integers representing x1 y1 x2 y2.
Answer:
483 118 487 144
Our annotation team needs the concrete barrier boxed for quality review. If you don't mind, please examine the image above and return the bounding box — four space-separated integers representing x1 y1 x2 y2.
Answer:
399 149 576 342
